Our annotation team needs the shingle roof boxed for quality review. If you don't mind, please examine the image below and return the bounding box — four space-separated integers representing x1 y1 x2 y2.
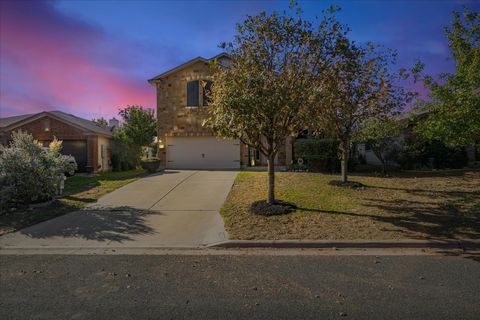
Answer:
0 114 33 128
0 110 113 136
50 111 113 136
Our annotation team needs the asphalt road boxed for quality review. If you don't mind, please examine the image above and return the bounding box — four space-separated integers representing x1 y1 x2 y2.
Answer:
1 253 479 320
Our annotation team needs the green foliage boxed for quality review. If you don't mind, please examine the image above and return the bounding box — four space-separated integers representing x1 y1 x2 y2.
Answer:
109 129 141 171
140 158 161 173
398 139 468 170
206 4 347 203
413 8 480 147
294 138 339 171
310 30 413 182
356 115 405 174
140 157 161 163
286 163 310 172
92 117 108 126
118 105 156 147
295 138 339 157
0 131 77 210
207 7 345 152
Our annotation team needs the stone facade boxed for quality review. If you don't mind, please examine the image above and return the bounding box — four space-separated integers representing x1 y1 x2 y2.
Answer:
150 56 293 168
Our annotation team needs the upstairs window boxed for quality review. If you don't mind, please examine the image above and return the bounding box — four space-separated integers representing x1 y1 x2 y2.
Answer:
202 80 213 106
187 80 199 107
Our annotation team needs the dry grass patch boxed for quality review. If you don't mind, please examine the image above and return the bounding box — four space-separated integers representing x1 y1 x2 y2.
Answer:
221 171 480 240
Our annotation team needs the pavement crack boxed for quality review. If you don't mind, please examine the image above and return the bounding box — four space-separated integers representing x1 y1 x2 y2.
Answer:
148 171 198 210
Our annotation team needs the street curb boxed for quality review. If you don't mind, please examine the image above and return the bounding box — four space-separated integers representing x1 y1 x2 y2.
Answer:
207 240 480 250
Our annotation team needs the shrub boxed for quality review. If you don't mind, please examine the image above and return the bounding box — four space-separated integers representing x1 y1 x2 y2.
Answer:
0 131 76 210
110 130 141 171
294 138 340 171
140 158 161 173
398 139 469 170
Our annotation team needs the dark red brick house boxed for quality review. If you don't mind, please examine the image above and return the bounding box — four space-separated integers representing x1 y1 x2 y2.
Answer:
0 111 113 172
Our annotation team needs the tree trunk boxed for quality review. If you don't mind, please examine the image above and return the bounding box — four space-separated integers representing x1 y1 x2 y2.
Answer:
340 140 349 183
267 153 275 205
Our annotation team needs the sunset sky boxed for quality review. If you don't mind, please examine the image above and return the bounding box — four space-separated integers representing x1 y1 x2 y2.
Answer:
1 0 478 120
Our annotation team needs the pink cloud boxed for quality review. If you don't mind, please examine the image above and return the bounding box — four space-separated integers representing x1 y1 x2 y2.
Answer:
0 0 154 119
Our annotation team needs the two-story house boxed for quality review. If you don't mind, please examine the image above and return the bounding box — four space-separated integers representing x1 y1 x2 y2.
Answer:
148 53 293 169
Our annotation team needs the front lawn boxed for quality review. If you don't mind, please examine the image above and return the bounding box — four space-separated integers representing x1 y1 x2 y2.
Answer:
221 171 480 240
0 169 146 235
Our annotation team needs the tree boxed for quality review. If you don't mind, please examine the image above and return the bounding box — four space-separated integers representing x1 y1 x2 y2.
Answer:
109 129 142 171
412 8 479 148
312 40 411 183
356 115 404 175
206 6 345 205
92 117 108 127
118 105 156 147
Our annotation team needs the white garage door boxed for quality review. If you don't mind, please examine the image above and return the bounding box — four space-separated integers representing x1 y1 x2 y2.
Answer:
166 137 240 169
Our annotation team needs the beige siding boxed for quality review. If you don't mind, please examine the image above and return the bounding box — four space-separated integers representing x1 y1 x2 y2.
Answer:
153 58 292 168
97 136 111 172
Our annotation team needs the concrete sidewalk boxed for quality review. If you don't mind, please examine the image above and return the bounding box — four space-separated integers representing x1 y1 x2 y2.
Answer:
0 170 238 249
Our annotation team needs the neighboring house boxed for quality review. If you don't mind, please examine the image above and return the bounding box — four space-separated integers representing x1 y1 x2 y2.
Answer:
148 53 293 169
0 111 113 172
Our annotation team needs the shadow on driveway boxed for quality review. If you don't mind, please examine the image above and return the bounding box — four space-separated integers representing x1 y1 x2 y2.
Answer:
18 207 159 243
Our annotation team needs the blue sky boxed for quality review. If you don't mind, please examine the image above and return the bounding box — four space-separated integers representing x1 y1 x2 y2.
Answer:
1 0 478 119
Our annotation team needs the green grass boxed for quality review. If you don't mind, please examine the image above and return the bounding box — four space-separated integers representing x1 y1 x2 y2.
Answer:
61 169 146 207
221 170 480 240
0 169 146 235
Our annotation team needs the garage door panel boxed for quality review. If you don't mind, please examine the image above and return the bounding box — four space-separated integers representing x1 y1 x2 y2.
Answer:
167 137 240 169
61 140 87 171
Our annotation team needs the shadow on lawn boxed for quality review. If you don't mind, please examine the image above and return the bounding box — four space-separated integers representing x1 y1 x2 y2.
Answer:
295 190 480 240
349 169 476 179
362 198 479 239
19 206 157 242
366 185 480 197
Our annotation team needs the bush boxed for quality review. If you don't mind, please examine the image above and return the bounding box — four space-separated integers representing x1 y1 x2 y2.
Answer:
110 139 141 171
140 158 161 173
294 138 340 171
110 130 142 171
286 163 309 172
398 139 469 170
0 131 76 210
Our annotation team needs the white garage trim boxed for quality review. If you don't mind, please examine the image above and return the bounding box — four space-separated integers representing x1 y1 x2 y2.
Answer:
166 136 240 169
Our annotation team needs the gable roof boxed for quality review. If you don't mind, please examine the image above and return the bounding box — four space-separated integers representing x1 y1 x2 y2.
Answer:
148 52 230 83
0 114 33 128
0 110 113 137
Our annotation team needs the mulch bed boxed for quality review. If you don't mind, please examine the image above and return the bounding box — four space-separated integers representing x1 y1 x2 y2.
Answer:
250 200 297 216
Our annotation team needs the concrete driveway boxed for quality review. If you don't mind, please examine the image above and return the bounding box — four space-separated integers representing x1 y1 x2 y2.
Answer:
0 170 238 249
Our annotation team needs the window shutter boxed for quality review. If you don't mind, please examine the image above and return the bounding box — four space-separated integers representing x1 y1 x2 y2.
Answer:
187 80 199 107
202 80 213 106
